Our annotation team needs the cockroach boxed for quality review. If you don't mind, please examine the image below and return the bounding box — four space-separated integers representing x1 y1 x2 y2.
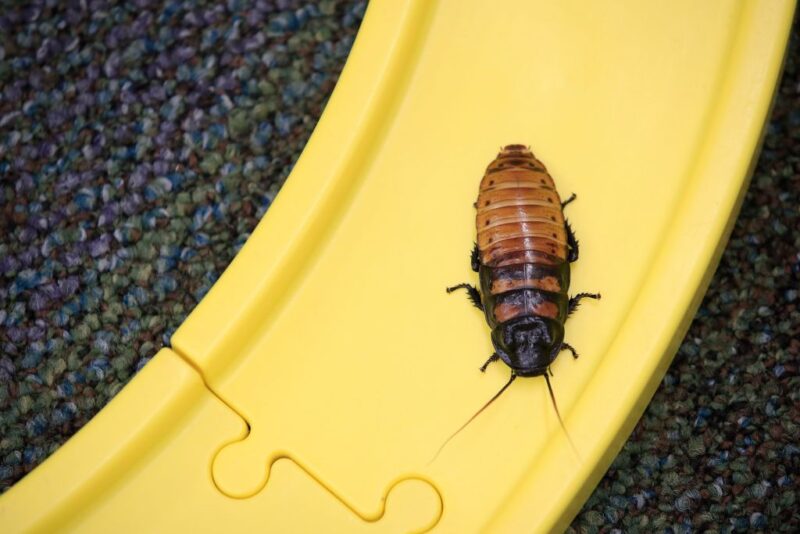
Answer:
437 144 600 457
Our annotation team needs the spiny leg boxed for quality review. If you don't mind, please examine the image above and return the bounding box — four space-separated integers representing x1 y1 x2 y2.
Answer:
446 283 484 311
565 218 579 263
560 342 579 359
471 242 480 272
568 292 601 315
479 353 500 372
561 192 579 262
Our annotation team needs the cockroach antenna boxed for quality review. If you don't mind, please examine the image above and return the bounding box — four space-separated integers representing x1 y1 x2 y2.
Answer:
430 373 517 463
543 373 581 461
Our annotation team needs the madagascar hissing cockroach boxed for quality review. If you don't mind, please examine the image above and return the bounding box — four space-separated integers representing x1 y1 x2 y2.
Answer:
438 144 600 456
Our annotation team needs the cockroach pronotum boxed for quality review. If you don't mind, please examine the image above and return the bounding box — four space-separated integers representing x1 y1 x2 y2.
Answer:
437 144 600 457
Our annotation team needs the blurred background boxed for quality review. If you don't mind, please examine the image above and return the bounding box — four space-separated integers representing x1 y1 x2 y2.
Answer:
0 2 797 531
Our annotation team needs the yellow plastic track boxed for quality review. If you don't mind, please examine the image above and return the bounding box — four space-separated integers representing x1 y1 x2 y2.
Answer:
0 1 793 532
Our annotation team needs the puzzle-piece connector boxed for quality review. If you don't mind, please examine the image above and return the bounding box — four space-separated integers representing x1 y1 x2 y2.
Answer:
212 429 442 533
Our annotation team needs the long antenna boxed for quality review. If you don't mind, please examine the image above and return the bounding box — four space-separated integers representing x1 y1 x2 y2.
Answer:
430 373 517 463
543 373 581 460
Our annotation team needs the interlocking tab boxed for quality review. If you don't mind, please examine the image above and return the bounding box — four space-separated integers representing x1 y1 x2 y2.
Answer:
213 446 442 533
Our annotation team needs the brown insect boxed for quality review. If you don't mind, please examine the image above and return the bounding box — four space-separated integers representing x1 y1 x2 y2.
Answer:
438 144 600 456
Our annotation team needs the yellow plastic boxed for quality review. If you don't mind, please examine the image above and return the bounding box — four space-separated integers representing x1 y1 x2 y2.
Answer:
0 350 440 532
0 1 793 532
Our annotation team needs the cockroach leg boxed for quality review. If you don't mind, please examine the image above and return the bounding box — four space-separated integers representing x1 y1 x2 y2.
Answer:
568 292 601 315
479 352 500 372
446 283 484 311
560 342 579 359
471 242 481 272
565 219 579 262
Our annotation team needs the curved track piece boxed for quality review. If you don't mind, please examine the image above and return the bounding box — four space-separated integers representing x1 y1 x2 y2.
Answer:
0 1 794 532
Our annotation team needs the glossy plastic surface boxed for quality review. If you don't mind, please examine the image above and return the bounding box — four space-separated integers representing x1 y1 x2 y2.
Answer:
0 1 793 532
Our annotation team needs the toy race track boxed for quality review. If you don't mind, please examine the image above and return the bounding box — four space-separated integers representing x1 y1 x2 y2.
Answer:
0 1 794 532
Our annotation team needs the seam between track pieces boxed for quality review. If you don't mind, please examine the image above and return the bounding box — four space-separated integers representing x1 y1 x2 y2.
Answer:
167 1 444 529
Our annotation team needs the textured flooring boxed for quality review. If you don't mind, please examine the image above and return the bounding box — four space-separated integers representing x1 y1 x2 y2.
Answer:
1 2 797 532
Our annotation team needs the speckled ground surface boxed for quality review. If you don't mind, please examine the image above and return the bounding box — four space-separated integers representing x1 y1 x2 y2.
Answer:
1 2 797 532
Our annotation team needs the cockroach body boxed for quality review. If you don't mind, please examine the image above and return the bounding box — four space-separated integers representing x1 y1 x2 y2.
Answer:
438 144 600 455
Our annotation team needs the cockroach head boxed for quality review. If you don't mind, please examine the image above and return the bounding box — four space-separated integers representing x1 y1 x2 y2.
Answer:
495 317 563 377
